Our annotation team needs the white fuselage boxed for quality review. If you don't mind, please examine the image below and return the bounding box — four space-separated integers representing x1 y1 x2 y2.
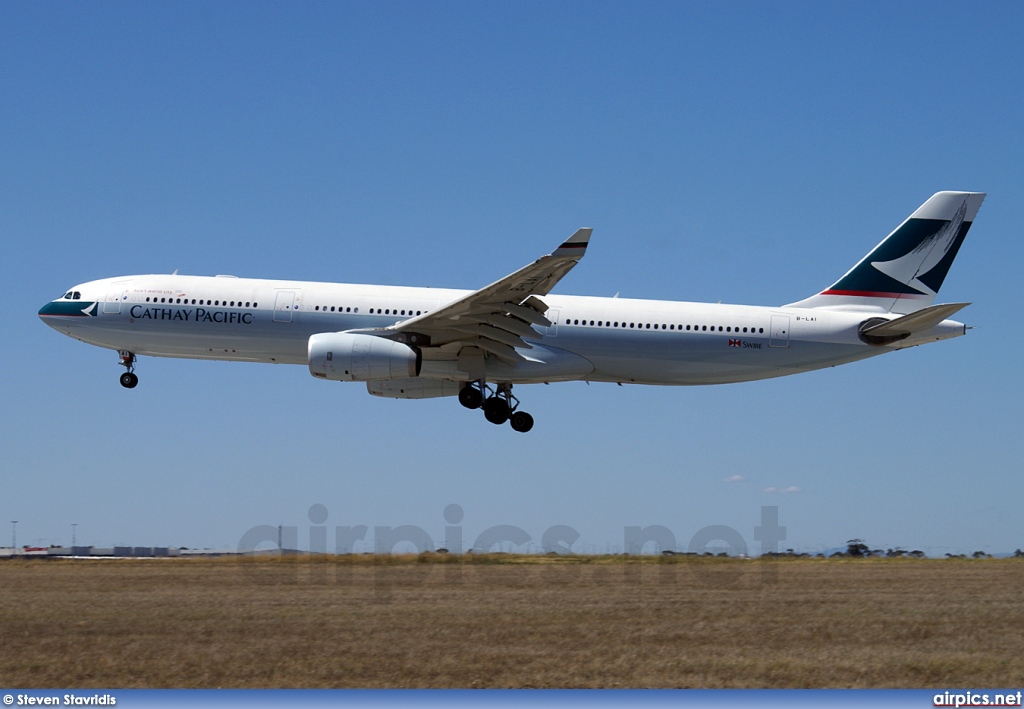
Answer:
40 274 966 387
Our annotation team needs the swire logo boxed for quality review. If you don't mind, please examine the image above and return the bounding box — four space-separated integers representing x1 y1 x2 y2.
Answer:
729 339 741 347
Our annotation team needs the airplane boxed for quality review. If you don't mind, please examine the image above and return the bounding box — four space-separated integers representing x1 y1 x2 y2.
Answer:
39 191 985 433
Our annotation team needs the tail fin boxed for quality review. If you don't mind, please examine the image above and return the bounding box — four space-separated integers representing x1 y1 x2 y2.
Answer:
787 191 985 314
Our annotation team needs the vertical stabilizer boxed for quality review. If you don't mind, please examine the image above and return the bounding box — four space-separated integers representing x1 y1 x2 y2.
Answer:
787 191 985 314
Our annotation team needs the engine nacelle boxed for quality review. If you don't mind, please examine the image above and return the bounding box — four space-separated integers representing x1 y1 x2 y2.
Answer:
367 379 462 399
308 332 420 382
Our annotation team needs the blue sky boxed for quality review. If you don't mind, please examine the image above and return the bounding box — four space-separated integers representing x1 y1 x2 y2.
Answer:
3 2 1023 556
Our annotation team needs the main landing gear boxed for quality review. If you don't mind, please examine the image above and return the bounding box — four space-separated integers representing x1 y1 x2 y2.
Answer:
118 350 138 389
459 381 534 433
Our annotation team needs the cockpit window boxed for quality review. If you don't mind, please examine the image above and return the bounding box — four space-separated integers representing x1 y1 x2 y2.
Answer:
73 292 81 300
63 292 73 300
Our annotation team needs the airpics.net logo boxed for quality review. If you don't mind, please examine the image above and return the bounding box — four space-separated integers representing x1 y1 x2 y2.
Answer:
235 504 789 595
933 690 1023 707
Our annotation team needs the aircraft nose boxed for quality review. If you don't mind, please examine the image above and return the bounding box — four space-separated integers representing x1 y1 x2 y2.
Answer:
38 299 99 321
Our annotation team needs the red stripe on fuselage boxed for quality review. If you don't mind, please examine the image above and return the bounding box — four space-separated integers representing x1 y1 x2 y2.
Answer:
820 289 927 299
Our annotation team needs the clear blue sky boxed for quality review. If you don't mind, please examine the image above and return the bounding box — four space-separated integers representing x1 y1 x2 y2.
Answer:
3 2 1022 556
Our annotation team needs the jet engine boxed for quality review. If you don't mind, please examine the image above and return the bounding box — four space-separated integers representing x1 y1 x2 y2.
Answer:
308 332 420 381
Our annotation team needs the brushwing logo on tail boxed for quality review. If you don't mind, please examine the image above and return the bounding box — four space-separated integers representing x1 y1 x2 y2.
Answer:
870 198 968 297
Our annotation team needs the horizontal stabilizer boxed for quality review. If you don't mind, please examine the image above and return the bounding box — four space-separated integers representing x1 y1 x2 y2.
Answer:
861 302 970 337
859 302 969 345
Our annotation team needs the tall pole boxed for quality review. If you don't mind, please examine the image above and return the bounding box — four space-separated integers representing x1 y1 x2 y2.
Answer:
11 521 17 551
71 523 77 548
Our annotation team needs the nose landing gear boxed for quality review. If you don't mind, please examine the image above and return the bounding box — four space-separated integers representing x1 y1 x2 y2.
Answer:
118 350 138 389
459 381 534 432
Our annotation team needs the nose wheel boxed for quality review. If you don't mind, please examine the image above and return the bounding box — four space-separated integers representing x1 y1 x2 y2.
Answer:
118 351 138 389
461 381 534 432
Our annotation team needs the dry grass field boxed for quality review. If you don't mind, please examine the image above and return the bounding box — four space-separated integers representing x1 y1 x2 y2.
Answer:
0 555 1022 688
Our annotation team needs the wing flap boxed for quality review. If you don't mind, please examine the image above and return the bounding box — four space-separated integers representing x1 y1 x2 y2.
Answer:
477 313 543 340
451 323 534 350
470 337 527 365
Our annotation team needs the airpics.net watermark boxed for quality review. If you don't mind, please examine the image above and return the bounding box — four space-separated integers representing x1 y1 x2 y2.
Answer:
236 504 789 592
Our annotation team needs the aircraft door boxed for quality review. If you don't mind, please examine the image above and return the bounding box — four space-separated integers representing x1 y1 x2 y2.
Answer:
102 290 124 314
769 314 790 348
545 309 560 337
274 291 296 322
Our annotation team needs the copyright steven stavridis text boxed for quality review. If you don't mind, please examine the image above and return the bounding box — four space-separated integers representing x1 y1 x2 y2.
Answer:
5 695 116 706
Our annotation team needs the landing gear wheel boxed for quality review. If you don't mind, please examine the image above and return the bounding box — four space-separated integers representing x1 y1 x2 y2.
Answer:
483 396 511 425
117 350 138 389
458 385 483 410
509 411 534 433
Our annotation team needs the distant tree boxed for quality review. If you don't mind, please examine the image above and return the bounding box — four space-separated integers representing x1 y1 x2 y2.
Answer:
908 550 926 558
1014 549 1024 558
972 550 991 559
887 548 907 558
846 539 870 557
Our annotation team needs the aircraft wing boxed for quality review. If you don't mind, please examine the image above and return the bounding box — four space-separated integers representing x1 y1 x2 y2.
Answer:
369 229 591 365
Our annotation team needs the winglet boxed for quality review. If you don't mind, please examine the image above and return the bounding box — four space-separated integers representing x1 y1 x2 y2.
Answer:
552 228 592 258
